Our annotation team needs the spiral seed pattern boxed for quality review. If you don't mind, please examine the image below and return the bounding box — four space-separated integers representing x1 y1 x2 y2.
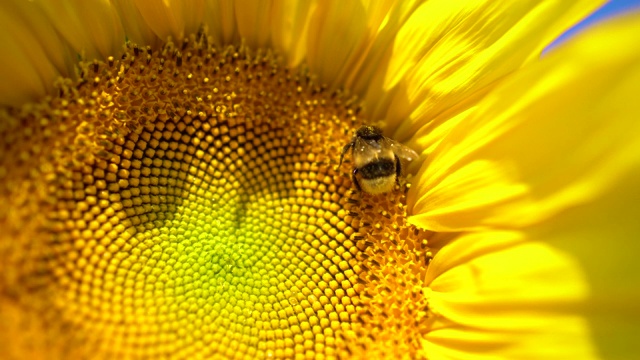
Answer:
0 33 432 359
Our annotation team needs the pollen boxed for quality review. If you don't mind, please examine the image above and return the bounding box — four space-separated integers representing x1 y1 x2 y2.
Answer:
0 32 432 359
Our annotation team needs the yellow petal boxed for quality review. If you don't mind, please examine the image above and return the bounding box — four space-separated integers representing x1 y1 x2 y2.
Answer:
233 0 319 66
299 0 423 97
133 0 205 41
409 13 640 232
0 0 125 106
526 148 640 358
269 0 318 67
112 0 162 46
305 0 371 87
423 231 596 359
203 0 238 45
416 16 640 357
424 161 640 358
234 0 272 48
0 1 61 105
37 0 124 60
377 0 604 145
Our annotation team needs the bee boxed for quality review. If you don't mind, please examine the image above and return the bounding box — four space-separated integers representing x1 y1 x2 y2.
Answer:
339 125 419 194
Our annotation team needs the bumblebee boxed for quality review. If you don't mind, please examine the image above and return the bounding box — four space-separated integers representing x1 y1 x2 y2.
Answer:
339 125 419 194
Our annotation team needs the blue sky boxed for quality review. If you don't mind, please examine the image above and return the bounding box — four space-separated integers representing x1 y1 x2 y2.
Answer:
546 0 640 51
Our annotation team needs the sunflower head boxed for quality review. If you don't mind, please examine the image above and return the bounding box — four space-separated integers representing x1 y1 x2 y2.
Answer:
3 0 639 359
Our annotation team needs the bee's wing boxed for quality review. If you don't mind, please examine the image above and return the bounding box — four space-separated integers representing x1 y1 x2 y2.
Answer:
385 138 419 162
353 137 384 157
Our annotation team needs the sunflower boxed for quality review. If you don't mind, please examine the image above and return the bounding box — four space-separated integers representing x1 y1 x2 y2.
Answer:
1 0 639 359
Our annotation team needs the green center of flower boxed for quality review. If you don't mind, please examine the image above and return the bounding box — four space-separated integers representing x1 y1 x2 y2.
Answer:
0 33 432 358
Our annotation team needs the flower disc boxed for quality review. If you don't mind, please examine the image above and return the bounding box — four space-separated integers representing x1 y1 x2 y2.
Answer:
0 33 432 359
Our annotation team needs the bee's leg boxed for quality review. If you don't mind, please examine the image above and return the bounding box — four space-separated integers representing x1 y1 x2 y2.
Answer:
351 168 362 192
339 142 353 167
395 155 402 186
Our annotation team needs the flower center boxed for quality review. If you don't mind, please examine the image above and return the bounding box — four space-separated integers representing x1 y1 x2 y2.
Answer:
0 32 432 358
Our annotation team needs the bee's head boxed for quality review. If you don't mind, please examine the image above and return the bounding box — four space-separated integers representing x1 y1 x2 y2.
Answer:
355 125 383 140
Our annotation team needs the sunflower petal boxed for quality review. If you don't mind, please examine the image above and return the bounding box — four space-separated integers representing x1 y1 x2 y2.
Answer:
0 2 61 106
203 0 238 45
36 0 124 60
408 13 640 232
132 0 205 41
416 15 640 358
234 0 273 48
374 0 605 144
423 231 596 359
0 0 125 106
233 0 319 66
269 0 318 67
525 149 640 358
307 0 442 98
111 0 162 46
305 0 371 87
